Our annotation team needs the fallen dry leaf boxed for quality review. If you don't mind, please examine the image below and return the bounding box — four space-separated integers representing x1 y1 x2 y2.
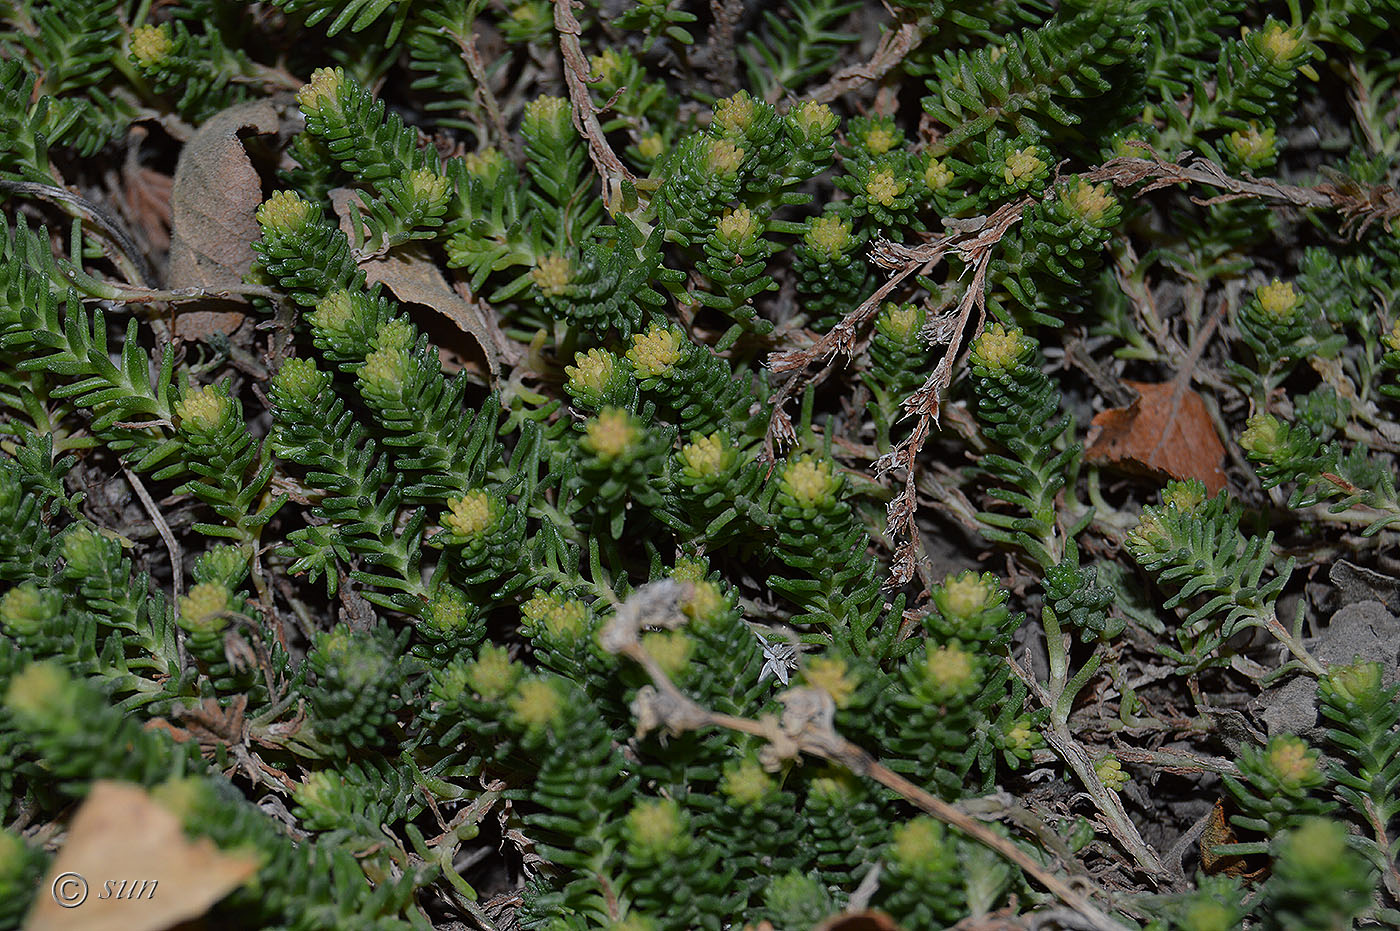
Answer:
812 910 902 931
119 127 174 256
24 780 258 931
1085 380 1227 495
1199 797 1268 881
167 99 288 341
330 187 501 378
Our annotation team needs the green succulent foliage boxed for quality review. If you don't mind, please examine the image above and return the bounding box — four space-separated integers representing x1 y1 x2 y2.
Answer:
694 206 778 345
767 454 905 659
741 0 860 95
792 209 869 330
171 381 286 544
1220 735 1337 853
1317 660 1400 878
126 21 270 121
265 0 414 41
1256 818 1377 931
920 0 1146 150
966 324 1084 568
614 0 697 51
997 176 1124 325
304 622 418 754
1123 480 1324 674
7 0 1400 928
0 828 45 927
874 817 970 928
861 301 933 447
1240 407 1400 535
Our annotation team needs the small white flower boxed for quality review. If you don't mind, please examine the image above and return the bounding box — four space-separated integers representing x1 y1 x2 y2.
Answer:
750 625 805 686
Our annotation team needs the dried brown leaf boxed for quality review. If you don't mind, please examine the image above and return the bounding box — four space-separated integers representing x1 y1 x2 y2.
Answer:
1085 380 1227 495
1200 798 1268 881
812 911 902 931
329 188 501 378
167 99 288 340
24 780 258 931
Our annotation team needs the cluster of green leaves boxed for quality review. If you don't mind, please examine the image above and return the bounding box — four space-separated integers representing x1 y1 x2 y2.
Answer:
3 0 1400 928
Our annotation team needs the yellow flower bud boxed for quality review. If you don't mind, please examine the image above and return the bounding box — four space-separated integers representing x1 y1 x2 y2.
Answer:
179 582 231 628
626 798 683 854
296 67 344 114
627 326 683 378
970 323 1029 371
583 407 640 461
510 677 563 728
176 385 228 432
803 655 857 708
1096 755 1129 791
865 168 906 207
679 432 731 479
1255 278 1299 320
531 253 572 297
923 157 954 192
444 490 497 537
804 215 853 258
255 191 313 234
1003 146 1046 186
704 139 745 177
466 644 519 700
713 91 757 136
780 456 841 509
129 24 173 67
641 630 693 677
721 757 773 805
637 133 665 161
788 100 837 138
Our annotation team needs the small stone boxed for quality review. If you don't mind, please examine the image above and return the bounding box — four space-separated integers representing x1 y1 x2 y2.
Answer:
1252 599 1400 738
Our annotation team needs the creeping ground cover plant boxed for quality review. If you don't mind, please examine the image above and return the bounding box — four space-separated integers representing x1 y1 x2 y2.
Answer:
1 0 1400 929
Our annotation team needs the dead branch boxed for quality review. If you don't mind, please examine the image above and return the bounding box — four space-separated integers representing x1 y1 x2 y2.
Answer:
601 581 1136 931
552 0 636 213
120 457 186 671
764 148 1400 586
449 26 511 150
703 0 744 95
803 22 924 106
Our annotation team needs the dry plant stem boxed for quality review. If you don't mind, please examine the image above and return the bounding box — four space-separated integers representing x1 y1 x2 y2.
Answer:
601 583 1132 931
802 21 925 105
120 457 187 671
552 0 636 212
1362 797 1400 902
103 282 282 303
451 27 510 149
621 640 1132 931
1007 650 1167 878
0 178 157 287
1083 151 1400 235
704 0 742 95
766 147 1400 587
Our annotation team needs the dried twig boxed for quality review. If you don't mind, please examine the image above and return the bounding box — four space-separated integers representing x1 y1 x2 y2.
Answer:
803 22 924 106
552 0 636 212
0 178 157 287
449 25 511 150
1006 651 1166 876
1081 151 1400 235
765 148 1400 585
601 582 1135 931
765 197 1030 580
120 458 186 672
703 0 744 95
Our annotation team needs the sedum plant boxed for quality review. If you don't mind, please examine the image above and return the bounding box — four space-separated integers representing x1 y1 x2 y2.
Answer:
3 0 1400 929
